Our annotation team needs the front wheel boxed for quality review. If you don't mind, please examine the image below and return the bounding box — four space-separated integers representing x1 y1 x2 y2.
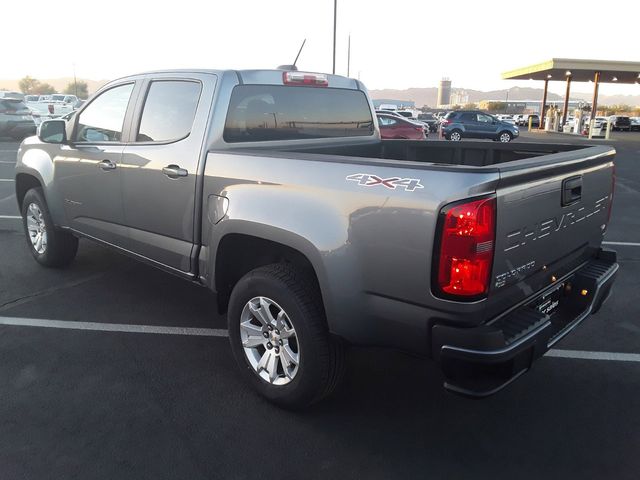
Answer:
228 264 345 409
22 188 78 267
498 131 513 143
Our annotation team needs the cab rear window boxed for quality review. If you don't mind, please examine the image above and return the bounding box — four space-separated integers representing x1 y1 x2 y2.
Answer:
224 85 374 142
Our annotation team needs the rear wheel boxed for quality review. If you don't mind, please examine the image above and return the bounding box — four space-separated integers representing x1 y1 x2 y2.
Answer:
228 263 345 409
498 131 513 143
21 188 78 267
448 129 462 141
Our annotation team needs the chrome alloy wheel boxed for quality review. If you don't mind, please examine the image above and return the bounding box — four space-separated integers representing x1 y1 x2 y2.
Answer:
26 203 47 254
450 131 461 141
240 296 300 385
499 132 511 142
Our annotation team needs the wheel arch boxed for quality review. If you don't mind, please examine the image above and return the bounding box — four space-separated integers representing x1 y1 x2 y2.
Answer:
15 173 44 210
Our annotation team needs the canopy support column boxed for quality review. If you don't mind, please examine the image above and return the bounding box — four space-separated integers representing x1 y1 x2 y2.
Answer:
539 79 549 130
562 76 572 126
589 71 601 139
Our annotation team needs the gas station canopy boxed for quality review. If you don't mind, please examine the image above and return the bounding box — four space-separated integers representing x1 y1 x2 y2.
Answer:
502 58 640 84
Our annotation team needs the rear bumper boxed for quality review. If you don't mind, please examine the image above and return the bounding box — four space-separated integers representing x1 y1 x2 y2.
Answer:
432 249 618 397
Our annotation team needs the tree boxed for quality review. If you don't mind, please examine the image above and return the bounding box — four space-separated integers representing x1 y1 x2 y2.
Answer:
18 76 39 94
463 102 477 110
64 80 89 99
485 101 506 113
33 82 56 95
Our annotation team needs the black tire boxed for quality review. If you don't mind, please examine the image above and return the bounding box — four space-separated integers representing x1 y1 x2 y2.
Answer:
21 188 78 268
498 131 513 143
228 263 345 409
447 129 463 141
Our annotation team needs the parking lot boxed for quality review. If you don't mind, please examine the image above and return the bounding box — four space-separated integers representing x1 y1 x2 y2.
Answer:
1 131 639 479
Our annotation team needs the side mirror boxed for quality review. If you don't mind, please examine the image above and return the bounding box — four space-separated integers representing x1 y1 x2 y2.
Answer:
38 119 67 144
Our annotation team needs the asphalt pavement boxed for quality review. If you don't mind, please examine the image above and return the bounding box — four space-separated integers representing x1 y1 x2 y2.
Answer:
0 132 639 479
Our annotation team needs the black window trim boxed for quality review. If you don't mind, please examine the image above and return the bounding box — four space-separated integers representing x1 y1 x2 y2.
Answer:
71 81 138 146
130 77 204 146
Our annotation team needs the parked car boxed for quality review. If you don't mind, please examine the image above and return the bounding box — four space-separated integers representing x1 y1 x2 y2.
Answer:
417 112 439 132
496 114 515 124
377 113 426 139
0 98 37 139
441 110 519 142
608 116 631 131
16 68 617 408
0 91 24 100
631 117 640 131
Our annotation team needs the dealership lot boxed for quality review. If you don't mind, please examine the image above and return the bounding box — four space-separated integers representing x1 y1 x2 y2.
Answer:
0 132 639 479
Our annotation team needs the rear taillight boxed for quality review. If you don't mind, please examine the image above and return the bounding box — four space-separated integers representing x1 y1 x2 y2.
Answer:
441 119 451 126
282 71 328 87
435 196 496 298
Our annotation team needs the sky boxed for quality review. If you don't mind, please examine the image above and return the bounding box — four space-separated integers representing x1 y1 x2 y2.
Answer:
2 0 639 97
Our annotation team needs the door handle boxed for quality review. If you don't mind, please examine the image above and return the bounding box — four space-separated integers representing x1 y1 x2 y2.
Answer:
98 159 116 171
562 175 582 206
162 164 188 178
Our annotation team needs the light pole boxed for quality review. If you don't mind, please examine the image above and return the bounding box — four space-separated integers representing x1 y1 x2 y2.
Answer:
347 34 351 77
332 0 337 74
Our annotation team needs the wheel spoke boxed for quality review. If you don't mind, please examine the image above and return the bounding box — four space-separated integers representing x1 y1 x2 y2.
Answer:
249 298 275 326
240 321 265 348
281 344 299 367
34 233 43 252
266 351 279 382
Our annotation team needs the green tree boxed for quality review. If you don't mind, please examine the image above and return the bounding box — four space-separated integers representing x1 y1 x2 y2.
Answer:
64 80 89 99
33 82 56 95
463 102 477 110
485 101 506 113
18 76 39 94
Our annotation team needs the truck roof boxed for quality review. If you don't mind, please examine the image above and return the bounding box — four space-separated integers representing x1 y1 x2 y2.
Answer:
110 69 362 90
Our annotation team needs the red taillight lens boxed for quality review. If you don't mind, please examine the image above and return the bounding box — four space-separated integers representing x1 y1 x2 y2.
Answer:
441 119 451 126
436 197 496 298
282 71 329 87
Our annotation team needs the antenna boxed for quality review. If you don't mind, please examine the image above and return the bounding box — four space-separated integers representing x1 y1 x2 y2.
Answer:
293 39 306 67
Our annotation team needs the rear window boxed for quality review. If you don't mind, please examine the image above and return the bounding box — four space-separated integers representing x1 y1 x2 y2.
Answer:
0 99 28 111
418 113 434 120
224 85 374 143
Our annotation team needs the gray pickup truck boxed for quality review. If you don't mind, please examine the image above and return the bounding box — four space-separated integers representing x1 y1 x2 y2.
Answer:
15 68 617 408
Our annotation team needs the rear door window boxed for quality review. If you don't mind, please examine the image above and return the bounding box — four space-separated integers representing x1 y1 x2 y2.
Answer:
136 80 202 142
224 85 374 142
459 113 476 122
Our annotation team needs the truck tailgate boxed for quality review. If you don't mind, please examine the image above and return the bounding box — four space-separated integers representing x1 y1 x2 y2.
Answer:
490 145 615 304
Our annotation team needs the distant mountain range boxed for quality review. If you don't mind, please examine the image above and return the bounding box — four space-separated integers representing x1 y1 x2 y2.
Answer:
0 77 109 95
370 86 640 107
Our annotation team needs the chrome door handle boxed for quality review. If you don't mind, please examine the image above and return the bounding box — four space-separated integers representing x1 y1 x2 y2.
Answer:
162 165 188 178
98 159 116 171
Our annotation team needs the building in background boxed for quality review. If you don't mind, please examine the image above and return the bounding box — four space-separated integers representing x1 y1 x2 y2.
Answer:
450 90 469 106
477 99 589 114
437 78 451 107
372 99 416 109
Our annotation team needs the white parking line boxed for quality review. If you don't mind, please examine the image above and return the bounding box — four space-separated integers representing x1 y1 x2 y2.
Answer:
603 241 640 247
0 316 638 363
546 349 640 363
0 215 21 219
0 161 16 164
0 316 228 337
0 179 14 182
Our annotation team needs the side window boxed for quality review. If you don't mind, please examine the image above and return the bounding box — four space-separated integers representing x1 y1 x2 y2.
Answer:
379 116 397 126
460 113 476 122
136 80 202 142
477 114 493 123
75 83 134 142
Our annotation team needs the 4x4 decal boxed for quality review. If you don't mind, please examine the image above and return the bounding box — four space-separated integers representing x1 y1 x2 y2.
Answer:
346 173 424 192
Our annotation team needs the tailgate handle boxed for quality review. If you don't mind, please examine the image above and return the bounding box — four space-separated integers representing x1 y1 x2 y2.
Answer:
562 175 582 206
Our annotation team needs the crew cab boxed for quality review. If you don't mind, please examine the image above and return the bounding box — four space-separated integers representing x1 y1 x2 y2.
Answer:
15 68 617 408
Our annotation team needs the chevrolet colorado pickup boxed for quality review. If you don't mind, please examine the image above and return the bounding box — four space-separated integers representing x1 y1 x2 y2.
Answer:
15 68 617 408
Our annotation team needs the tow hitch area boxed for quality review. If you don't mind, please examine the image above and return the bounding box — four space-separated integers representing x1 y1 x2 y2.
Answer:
432 250 618 397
